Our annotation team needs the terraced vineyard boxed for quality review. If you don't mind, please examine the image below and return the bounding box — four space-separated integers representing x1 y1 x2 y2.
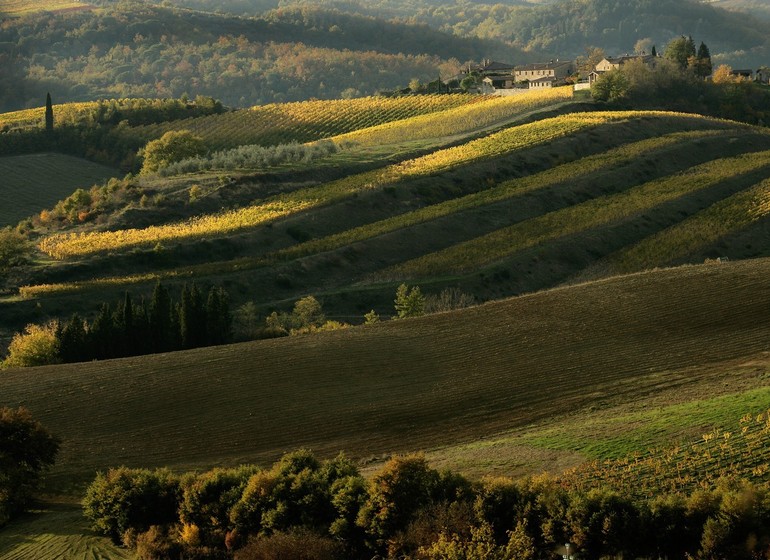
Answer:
0 0 91 16
385 149 770 279
127 93 486 149
35 110 701 260
21 109 770 305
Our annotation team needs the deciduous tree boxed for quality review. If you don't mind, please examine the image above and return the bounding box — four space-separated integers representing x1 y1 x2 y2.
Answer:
0 407 59 525
140 130 206 174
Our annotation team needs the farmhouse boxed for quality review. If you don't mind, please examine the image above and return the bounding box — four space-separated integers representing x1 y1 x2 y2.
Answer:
461 60 516 90
514 60 574 88
590 54 656 83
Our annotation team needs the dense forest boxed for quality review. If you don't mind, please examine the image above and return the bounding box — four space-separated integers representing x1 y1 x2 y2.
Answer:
153 0 770 64
2 0 770 112
0 1 512 111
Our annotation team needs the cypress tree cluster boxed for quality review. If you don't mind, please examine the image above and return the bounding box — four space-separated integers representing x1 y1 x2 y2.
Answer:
56 282 231 363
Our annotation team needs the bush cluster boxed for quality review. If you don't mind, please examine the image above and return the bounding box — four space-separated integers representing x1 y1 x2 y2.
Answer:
160 140 339 176
82 449 770 560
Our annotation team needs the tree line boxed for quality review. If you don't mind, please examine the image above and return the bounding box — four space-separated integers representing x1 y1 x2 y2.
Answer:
82 448 770 560
1 282 232 367
591 37 770 126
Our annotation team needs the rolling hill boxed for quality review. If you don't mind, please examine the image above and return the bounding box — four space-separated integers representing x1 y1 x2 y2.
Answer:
0 153 119 227
4 86 770 557
10 99 770 336
4 256 770 489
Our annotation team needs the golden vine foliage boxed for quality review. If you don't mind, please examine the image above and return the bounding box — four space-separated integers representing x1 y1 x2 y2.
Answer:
127 94 483 149
610 177 770 273
37 111 727 260
384 147 770 279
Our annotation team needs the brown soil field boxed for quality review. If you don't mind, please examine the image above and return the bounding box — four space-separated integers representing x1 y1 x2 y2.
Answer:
3 258 770 493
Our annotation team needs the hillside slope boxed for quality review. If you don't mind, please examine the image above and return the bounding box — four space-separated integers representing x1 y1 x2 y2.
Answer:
3 257 770 490
13 109 770 333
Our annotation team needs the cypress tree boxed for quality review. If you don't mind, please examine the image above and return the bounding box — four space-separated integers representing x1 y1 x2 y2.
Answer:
89 303 115 359
149 281 173 352
651 45 657 57
179 283 205 349
45 93 53 132
205 286 232 345
59 314 88 363
696 42 713 78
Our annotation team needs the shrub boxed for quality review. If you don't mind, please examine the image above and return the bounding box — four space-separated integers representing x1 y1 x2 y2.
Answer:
356 454 442 553
178 465 260 548
230 450 365 547
82 467 180 542
2 321 60 368
233 528 341 560
0 227 30 282
424 288 476 314
134 525 182 560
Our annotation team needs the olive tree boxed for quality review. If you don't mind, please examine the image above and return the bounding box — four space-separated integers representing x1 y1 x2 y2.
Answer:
140 130 207 174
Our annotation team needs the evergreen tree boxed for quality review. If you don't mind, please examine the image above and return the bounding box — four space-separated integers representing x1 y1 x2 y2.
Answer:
651 45 657 57
393 284 425 319
149 281 174 352
694 41 713 78
45 93 53 132
58 314 88 363
205 286 232 346
89 303 115 360
132 299 150 356
179 283 205 349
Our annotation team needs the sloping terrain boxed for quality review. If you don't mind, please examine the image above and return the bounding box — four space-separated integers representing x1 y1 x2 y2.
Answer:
13 107 770 333
0 154 119 226
4 257 770 490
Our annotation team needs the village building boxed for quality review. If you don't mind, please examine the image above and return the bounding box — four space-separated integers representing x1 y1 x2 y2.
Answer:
513 60 574 88
590 54 656 84
731 68 755 80
457 58 578 93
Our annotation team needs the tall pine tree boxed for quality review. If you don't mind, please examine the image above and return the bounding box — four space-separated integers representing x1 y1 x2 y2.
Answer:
205 286 232 345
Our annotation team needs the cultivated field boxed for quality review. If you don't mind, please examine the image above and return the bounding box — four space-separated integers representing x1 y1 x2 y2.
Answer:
0 1 92 17
4 259 770 488
5 92 770 559
0 154 119 226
